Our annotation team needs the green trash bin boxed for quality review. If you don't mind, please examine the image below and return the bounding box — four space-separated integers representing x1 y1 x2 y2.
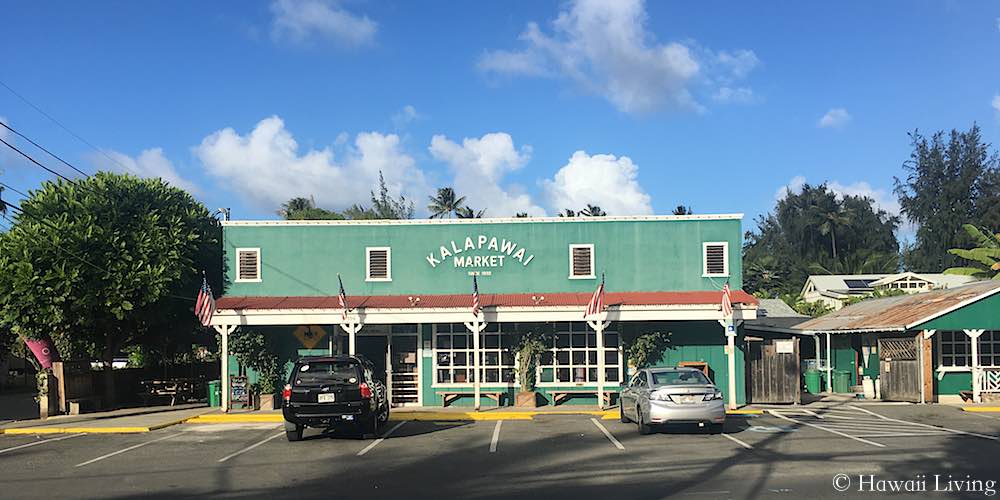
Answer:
207 380 222 407
832 370 851 393
804 369 821 394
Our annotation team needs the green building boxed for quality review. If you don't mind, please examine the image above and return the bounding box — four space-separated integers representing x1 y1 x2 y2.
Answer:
209 215 757 410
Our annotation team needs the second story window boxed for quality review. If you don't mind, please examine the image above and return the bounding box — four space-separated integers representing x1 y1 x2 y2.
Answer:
703 242 729 277
366 247 391 281
569 244 595 279
236 248 261 282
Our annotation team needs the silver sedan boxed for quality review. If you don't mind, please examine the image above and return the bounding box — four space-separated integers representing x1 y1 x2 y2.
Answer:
619 367 726 434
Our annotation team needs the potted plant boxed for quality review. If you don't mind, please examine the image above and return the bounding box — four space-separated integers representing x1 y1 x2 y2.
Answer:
513 324 549 408
230 330 282 410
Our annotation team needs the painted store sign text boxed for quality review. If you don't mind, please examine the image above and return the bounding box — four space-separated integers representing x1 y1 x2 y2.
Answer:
425 235 535 269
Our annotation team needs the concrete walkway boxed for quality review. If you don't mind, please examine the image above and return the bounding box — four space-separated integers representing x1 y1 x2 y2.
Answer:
0 404 215 434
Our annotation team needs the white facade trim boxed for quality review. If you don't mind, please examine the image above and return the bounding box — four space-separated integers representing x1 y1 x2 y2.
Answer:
222 214 745 227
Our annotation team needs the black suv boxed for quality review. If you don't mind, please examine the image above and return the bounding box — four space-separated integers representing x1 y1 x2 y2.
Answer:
282 355 390 441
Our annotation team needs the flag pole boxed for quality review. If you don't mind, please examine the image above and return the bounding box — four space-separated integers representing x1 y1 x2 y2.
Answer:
596 272 606 410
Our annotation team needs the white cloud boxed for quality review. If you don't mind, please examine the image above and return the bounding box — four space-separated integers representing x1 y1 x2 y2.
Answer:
95 148 201 195
992 94 1000 114
195 116 428 211
712 86 755 104
392 105 420 129
477 0 756 114
428 133 545 217
818 108 851 128
543 151 652 215
270 0 376 47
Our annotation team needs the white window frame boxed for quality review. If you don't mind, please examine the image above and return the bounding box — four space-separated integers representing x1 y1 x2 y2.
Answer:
568 244 596 279
365 246 392 282
235 247 262 283
702 242 730 277
536 322 623 387
937 330 972 370
431 323 516 388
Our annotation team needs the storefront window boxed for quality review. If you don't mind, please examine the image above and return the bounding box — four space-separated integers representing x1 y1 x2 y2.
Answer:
940 330 970 367
538 322 621 385
979 331 1000 368
433 323 516 385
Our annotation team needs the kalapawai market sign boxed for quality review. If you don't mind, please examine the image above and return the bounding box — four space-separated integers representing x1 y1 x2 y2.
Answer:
425 234 535 269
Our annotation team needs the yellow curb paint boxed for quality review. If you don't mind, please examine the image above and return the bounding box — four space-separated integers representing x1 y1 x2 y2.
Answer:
726 409 764 415
2 427 154 434
962 407 1000 413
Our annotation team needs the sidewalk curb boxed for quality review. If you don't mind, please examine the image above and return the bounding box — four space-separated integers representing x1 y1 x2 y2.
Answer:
0 413 201 435
184 408 759 424
961 407 1000 413
727 409 764 415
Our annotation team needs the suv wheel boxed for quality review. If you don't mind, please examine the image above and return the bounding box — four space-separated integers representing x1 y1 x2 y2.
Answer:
361 415 380 439
285 424 304 442
379 403 390 424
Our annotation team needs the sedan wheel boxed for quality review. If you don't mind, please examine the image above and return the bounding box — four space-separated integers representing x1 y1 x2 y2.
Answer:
636 407 652 435
619 404 631 423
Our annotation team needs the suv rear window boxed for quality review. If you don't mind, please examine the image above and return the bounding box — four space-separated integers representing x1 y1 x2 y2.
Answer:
651 370 710 386
293 361 360 386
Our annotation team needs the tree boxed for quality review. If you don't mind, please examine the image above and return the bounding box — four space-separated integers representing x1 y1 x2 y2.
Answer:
895 124 1000 271
944 224 1000 280
0 172 222 406
672 205 693 215
277 197 315 218
427 187 466 219
579 204 606 217
455 206 486 218
515 212 529 218
369 171 414 219
744 183 899 297
558 209 577 217
276 172 412 221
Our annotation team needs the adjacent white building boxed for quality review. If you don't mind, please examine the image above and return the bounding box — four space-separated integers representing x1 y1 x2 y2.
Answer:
800 273 978 310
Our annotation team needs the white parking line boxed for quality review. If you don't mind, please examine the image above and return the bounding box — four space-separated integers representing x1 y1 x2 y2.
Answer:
850 406 999 441
721 433 753 449
218 428 284 463
75 432 183 467
0 433 84 455
590 418 624 450
489 421 502 453
769 410 885 448
801 409 823 419
357 421 406 457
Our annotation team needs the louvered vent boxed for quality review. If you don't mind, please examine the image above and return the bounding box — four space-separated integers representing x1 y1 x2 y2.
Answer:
367 248 389 279
704 244 727 276
237 249 260 281
571 245 593 277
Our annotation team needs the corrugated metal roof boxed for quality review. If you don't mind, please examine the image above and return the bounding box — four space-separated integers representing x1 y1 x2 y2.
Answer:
216 290 759 311
793 281 1000 333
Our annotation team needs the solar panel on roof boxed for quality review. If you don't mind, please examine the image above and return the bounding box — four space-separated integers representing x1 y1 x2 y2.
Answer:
844 279 876 289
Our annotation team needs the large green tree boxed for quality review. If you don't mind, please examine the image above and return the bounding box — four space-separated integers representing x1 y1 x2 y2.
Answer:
944 224 1000 280
0 172 222 405
894 124 1000 271
744 183 900 297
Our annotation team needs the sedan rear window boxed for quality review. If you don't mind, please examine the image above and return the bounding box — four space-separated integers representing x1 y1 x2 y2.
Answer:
294 361 360 386
651 370 710 386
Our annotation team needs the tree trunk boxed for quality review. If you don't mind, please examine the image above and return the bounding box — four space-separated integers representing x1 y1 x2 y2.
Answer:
831 227 838 261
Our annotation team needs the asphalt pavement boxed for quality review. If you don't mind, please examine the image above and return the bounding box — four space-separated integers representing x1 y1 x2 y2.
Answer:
1 403 998 499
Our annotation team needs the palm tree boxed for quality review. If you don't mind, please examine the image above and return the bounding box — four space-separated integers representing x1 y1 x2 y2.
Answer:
427 187 466 219
278 196 315 219
944 224 1000 280
811 205 853 261
455 206 486 218
579 204 606 217
515 212 529 218
672 205 693 215
558 209 577 217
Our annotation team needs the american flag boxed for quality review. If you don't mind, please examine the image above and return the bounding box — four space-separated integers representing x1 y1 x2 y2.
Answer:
721 282 733 318
194 275 215 327
338 274 350 321
471 275 481 318
584 274 605 319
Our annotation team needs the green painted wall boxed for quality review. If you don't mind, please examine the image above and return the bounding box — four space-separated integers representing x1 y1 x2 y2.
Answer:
222 218 742 297
936 371 972 395
915 293 1000 331
647 321 747 406
831 335 858 389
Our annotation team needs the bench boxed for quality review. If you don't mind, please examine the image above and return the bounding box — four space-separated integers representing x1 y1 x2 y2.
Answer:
437 391 504 407
550 389 616 407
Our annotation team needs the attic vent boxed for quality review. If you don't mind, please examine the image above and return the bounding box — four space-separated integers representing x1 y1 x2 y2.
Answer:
366 247 391 281
236 248 260 282
569 244 595 278
703 242 728 277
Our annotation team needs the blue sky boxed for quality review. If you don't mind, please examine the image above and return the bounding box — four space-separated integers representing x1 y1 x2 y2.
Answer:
1 1 999 231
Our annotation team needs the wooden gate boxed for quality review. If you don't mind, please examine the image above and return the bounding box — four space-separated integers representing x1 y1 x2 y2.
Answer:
747 337 801 404
878 335 921 402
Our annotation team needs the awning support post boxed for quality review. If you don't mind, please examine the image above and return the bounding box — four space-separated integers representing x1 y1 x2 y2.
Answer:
212 324 237 413
465 318 487 411
966 329 985 403
718 318 742 410
588 316 611 410
826 332 833 393
340 320 364 355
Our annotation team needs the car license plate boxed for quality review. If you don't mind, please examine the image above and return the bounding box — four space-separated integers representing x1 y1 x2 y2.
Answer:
679 395 697 404
317 393 336 403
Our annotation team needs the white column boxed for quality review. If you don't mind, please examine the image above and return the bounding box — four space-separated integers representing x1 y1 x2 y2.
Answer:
966 329 985 403
588 317 610 410
826 332 833 392
340 322 362 355
718 318 739 410
814 335 821 373
465 319 487 411
213 325 236 413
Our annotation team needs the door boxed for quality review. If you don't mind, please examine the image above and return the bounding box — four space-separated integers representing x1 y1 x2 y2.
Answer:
356 336 388 384
390 335 420 407
746 337 801 404
878 335 920 402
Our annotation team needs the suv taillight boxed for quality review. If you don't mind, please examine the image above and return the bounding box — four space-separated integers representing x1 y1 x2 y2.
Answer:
359 382 373 399
282 384 292 402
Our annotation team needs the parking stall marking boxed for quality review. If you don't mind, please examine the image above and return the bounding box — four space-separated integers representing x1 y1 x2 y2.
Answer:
75 432 184 467
590 418 625 450
0 433 84 455
849 405 1000 441
489 421 502 453
768 410 886 448
357 421 406 457
218 427 285 463
721 433 753 449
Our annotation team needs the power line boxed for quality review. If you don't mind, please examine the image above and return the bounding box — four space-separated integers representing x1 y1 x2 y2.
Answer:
0 78 136 175
0 181 29 198
0 121 91 177
0 136 76 183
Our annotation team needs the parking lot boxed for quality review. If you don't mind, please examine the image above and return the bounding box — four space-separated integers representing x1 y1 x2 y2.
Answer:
2 404 999 499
